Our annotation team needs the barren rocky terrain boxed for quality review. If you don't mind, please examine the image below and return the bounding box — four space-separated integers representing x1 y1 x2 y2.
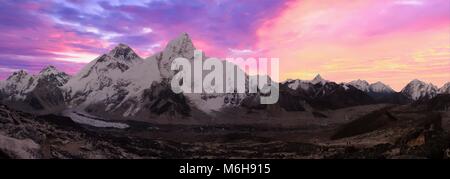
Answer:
1 102 449 159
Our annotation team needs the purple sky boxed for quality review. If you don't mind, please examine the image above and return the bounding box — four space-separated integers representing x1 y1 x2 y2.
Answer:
0 0 289 78
0 0 449 90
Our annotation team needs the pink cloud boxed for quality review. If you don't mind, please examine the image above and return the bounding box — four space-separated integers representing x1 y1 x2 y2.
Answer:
256 0 450 90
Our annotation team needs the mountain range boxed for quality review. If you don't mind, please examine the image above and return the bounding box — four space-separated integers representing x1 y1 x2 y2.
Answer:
1 33 449 159
0 33 449 123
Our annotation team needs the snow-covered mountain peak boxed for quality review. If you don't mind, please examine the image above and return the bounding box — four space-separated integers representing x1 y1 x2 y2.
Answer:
76 44 145 80
64 43 162 114
311 74 327 85
354 79 369 84
40 65 57 72
2 70 34 93
285 79 311 90
107 43 140 62
36 66 70 87
6 70 31 83
1 70 34 100
439 82 450 94
284 75 329 90
39 66 64 76
369 81 395 93
410 79 424 84
163 33 195 58
401 79 438 100
156 33 196 78
348 79 370 92
167 32 194 47
408 79 436 87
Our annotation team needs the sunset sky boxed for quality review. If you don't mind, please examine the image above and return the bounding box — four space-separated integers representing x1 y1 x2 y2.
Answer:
0 0 448 90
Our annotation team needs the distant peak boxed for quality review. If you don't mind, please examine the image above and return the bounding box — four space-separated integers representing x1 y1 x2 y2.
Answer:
6 70 31 81
372 81 390 87
439 82 450 94
38 65 70 80
115 43 131 49
370 81 395 93
165 32 195 52
348 79 370 92
402 79 438 100
410 79 424 84
372 81 383 85
178 32 191 40
407 79 437 88
108 43 140 60
313 74 323 80
40 65 57 73
355 79 366 82
13 70 28 76
168 33 192 46
350 79 369 85
442 82 450 88
311 74 327 85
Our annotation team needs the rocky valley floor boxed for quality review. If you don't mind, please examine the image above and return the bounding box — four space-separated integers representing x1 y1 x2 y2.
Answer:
0 104 449 159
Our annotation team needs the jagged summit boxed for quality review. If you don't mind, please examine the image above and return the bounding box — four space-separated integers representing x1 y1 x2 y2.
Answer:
107 43 140 61
0 65 70 106
38 65 63 76
154 32 197 78
116 43 130 48
163 32 196 58
372 81 383 85
354 79 369 83
348 80 395 93
167 33 193 47
311 74 327 85
63 41 162 116
7 70 30 82
36 65 70 87
369 81 395 93
72 43 144 80
439 82 450 94
410 79 424 84
313 74 323 80
40 65 57 72
348 79 370 92
401 79 438 100
405 79 437 89
407 79 437 88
